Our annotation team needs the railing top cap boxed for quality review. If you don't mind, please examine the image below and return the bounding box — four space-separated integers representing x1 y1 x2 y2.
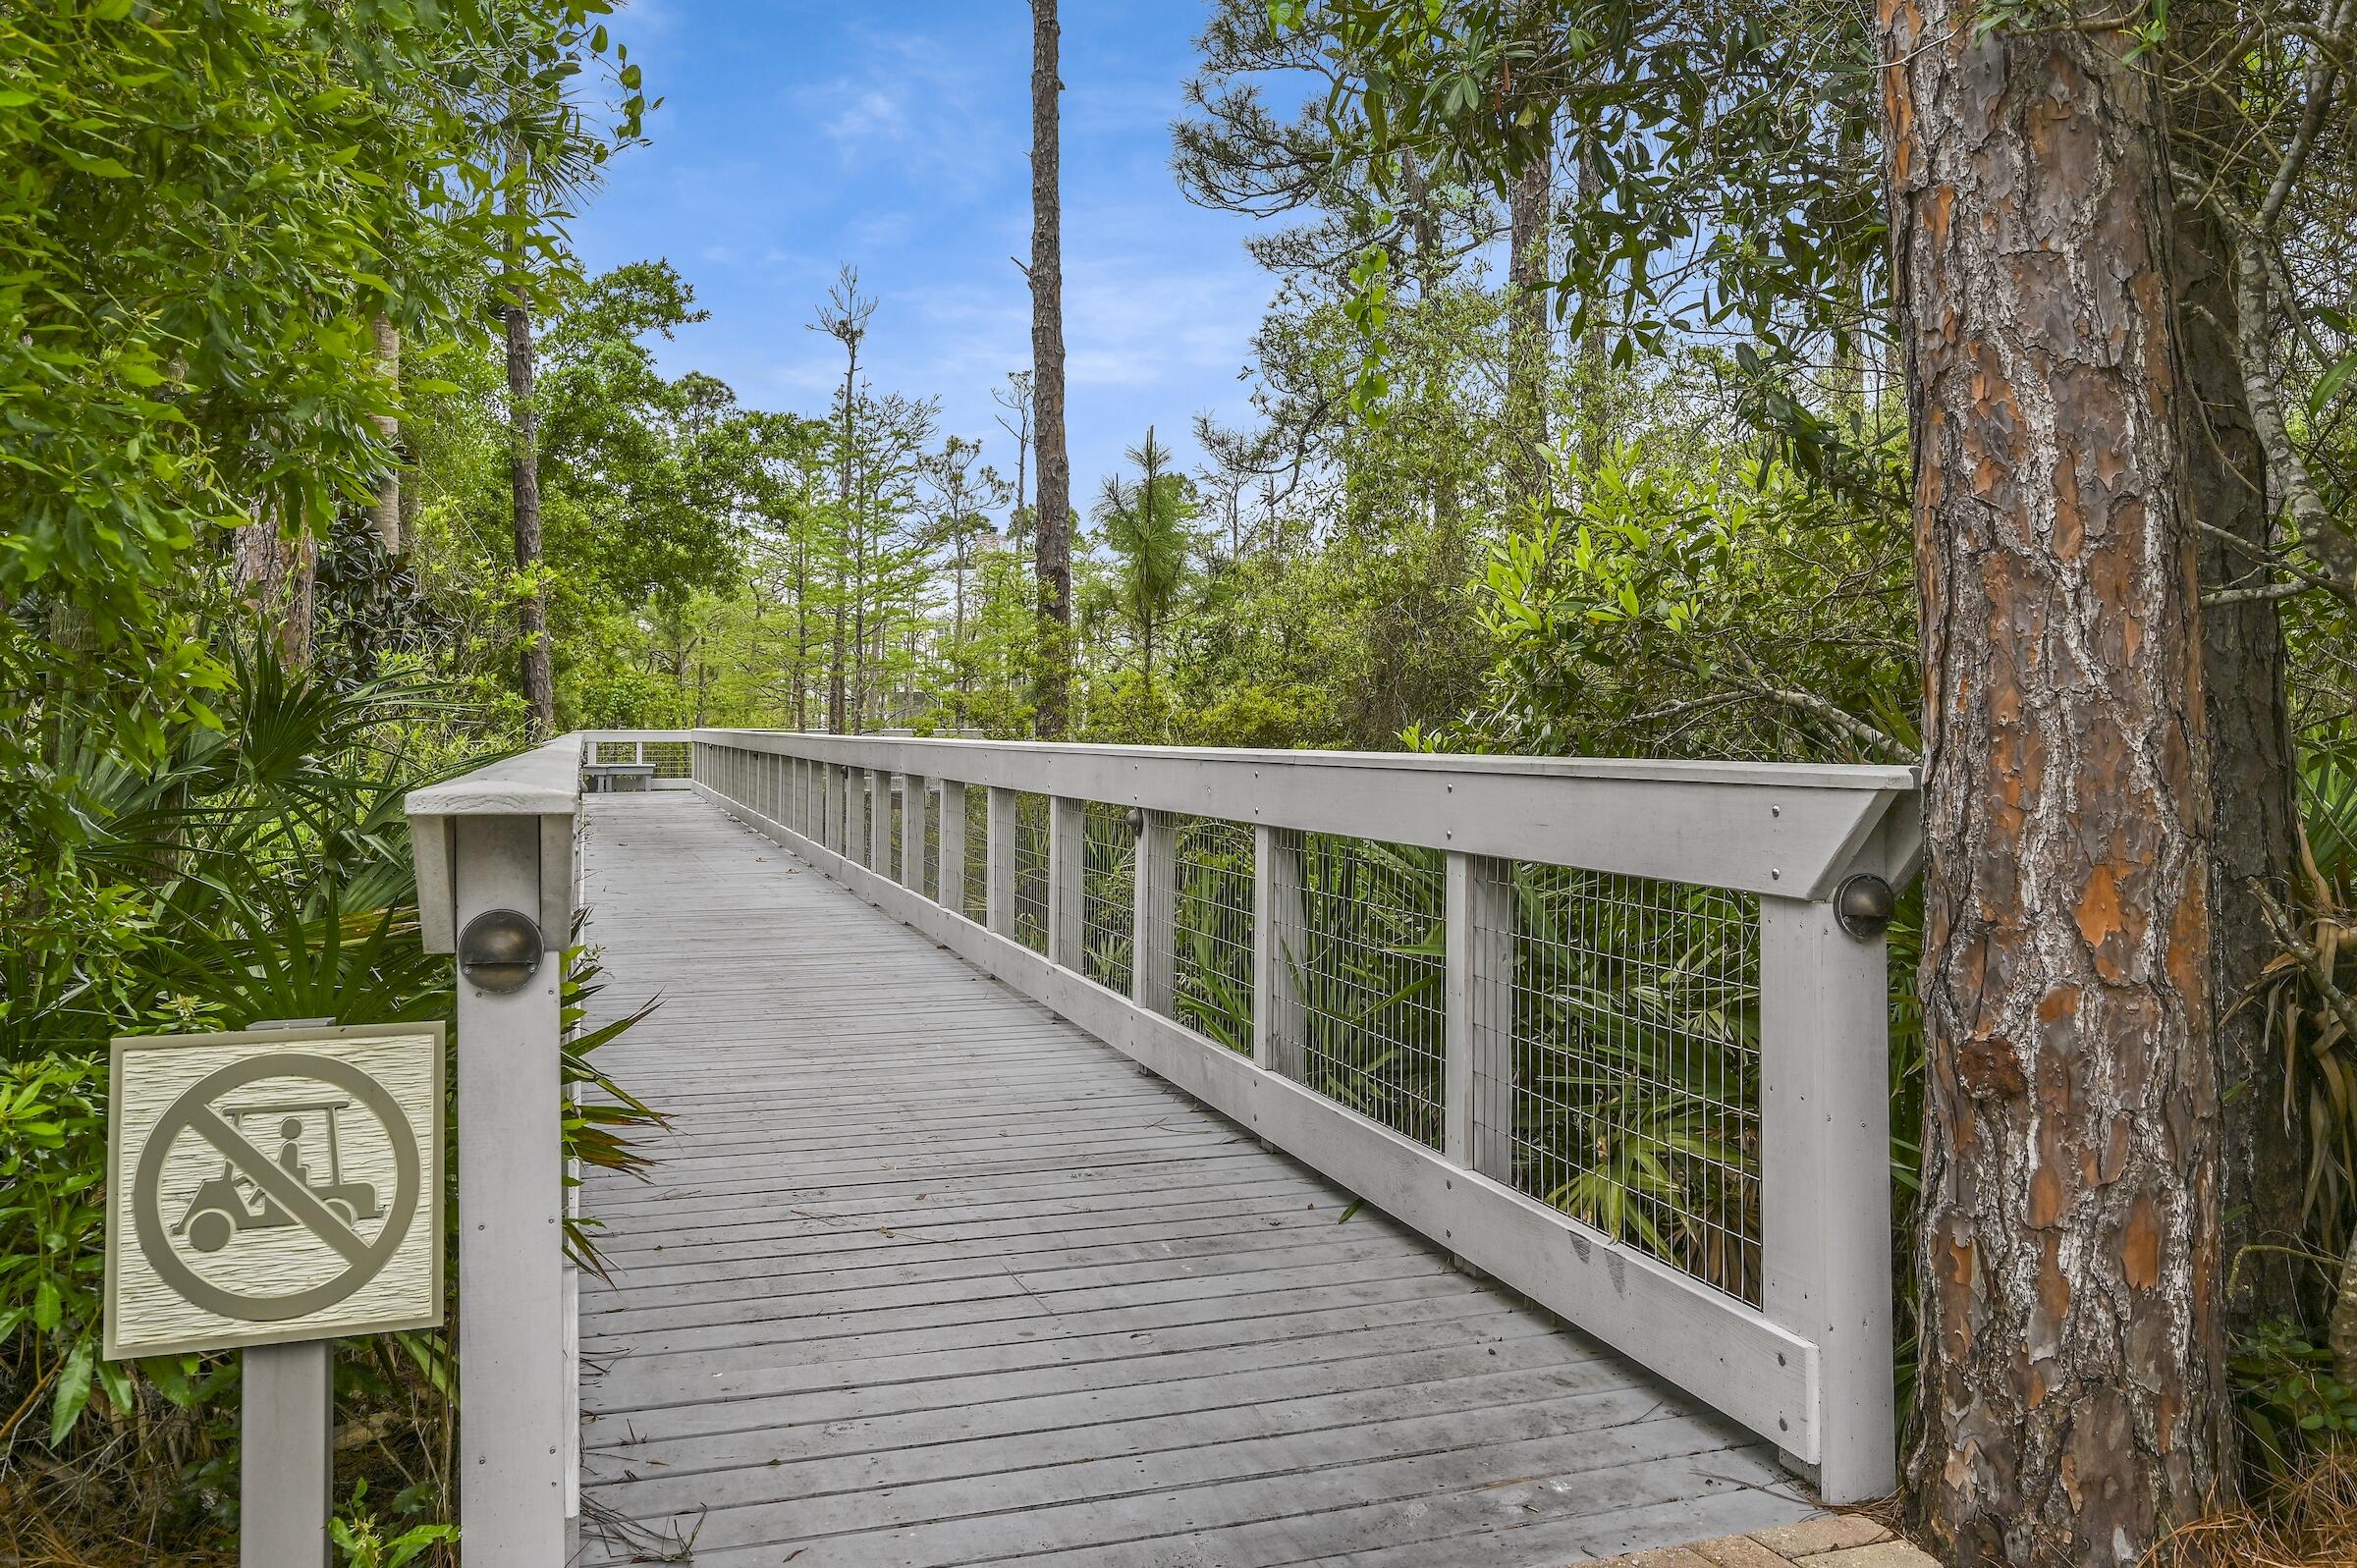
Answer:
405 733 583 818
693 730 1919 793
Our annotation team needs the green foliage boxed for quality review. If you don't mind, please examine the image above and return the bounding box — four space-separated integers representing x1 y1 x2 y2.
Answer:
0 1054 113 1451
1277 0 1885 420
540 263 750 617
332 1479 459 1568
1093 429 1203 707
1443 437 1915 763
2234 1320 2357 1479
0 0 644 839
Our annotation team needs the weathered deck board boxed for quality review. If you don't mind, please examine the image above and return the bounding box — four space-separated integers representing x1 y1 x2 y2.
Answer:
576 792 1811 1566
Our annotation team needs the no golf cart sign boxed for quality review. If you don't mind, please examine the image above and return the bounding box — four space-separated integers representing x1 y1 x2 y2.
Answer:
105 1023 445 1360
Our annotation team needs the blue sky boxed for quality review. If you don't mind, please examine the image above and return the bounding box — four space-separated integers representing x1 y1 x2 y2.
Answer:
570 2 1282 506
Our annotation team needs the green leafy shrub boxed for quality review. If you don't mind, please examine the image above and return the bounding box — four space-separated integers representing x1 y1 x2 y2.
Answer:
2235 1320 2357 1480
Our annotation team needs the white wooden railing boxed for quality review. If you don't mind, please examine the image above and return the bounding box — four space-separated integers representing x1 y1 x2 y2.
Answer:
578 729 695 786
673 730 1918 1503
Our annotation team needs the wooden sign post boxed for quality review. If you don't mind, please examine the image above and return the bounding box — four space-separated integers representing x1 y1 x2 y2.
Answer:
105 1020 446 1562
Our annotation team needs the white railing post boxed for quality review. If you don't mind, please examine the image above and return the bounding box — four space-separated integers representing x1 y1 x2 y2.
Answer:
901 772 928 889
938 780 967 912
985 786 1017 938
1251 825 1306 1078
867 767 892 872
1048 795 1084 967
1132 810 1178 1015
406 742 577 1564
1760 892 1896 1503
1444 852 1516 1178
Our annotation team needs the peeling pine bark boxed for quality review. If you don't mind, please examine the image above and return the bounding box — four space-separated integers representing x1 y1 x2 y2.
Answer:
1880 6 2232 1562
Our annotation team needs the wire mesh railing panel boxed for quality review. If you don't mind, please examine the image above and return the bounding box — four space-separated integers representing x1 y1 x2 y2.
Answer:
1495 866 1763 1305
640 740 689 779
1012 791 1050 954
922 785 942 900
592 740 634 765
1159 818 1255 1054
1282 836 1447 1147
963 786 989 923
1080 803 1134 995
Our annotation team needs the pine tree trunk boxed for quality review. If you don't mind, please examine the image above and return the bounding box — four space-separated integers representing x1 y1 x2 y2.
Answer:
2170 0 2305 1332
233 507 316 672
1506 130 1552 506
794 541 811 731
1883 10 2232 1562
370 314 404 554
1029 0 1072 739
506 295 553 739
1574 141 1609 478
829 359 855 733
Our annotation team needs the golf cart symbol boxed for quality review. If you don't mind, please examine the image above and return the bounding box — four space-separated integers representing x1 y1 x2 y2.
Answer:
172 1099 381 1255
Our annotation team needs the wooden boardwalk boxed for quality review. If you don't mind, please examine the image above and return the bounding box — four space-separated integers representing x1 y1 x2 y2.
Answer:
574 791 1813 1567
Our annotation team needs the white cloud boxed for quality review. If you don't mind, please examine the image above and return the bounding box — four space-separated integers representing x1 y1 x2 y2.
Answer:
786 27 1017 206
851 212 916 249
823 87 908 143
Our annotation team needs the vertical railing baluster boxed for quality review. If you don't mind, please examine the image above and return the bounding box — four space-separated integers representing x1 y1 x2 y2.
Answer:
939 780 968 912
1132 810 1177 1015
1443 852 1516 1179
1251 825 1306 1078
1047 796 1083 967
1760 891 1895 1503
901 772 928 889
985 786 1017 937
